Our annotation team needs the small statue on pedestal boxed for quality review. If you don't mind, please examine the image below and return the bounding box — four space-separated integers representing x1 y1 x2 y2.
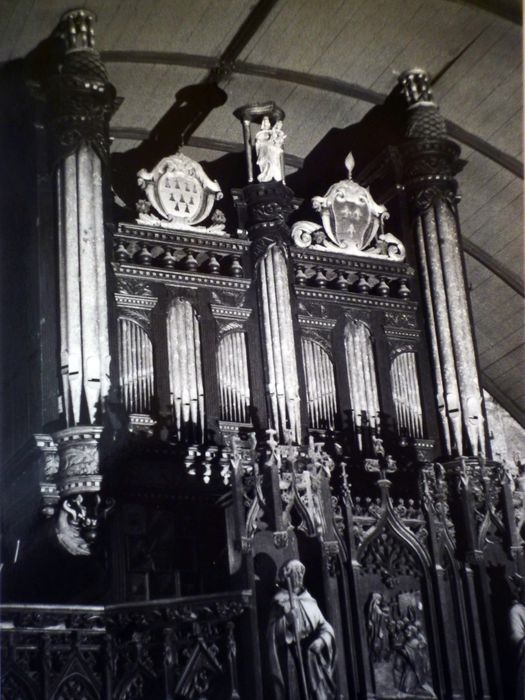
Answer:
255 116 286 183
267 559 336 699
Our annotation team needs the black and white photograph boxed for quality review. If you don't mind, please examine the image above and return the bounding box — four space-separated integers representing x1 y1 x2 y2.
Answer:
0 1 523 698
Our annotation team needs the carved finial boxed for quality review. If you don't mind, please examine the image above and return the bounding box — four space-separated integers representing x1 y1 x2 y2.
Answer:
344 151 355 179
57 9 97 53
398 68 434 108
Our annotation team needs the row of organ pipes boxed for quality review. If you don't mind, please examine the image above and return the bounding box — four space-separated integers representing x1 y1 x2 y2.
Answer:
57 145 111 426
167 298 205 438
301 338 338 430
390 351 424 438
415 200 484 455
344 320 381 449
217 331 251 424
116 299 426 445
117 318 155 415
257 244 302 443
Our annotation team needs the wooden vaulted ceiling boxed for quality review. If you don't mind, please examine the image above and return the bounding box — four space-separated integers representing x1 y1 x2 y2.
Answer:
2 0 523 425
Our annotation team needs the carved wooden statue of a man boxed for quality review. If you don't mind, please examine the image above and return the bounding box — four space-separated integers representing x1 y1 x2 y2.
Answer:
509 574 525 699
267 559 336 699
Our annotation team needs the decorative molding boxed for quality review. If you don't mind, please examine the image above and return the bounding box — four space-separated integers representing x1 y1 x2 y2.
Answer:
298 315 337 330
114 264 251 292
290 247 414 278
116 223 250 253
296 287 418 312
114 292 159 311
210 305 252 321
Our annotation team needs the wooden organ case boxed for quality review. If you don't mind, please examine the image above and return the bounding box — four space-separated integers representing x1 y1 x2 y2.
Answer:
1 11 523 700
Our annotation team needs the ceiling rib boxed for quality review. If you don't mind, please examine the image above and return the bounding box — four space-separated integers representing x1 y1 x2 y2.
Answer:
101 51 523 179
461 237 525 297
481 372 525 426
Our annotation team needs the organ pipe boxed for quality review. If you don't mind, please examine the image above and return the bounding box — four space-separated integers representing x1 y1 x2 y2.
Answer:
167 299 205 438
416 218 451 452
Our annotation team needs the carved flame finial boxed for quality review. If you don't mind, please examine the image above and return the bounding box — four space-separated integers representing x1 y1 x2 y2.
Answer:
57 9 97 53
344 151 355 179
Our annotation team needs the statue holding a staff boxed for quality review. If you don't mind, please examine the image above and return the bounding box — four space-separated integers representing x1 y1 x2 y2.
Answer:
267 559 336 699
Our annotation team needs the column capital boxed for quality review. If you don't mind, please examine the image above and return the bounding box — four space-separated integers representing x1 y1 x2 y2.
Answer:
233 181 297 257
397 69 464 211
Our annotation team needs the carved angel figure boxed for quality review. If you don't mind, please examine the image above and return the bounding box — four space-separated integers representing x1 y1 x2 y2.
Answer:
268 559 336 699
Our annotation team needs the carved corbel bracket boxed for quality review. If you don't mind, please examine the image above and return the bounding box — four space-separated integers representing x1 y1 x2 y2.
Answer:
39 426 114 556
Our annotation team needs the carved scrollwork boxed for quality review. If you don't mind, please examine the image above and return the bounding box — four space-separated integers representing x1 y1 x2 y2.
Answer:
292 152 405 261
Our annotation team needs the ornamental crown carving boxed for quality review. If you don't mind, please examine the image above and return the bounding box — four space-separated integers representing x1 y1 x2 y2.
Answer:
292 152 405 261
136 152 224 232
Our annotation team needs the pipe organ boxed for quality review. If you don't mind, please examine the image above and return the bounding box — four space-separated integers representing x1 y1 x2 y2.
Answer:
4 13 521 700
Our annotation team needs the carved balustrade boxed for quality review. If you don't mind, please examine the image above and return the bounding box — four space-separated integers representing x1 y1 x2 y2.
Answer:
0 591 251 700
113 224 251 284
